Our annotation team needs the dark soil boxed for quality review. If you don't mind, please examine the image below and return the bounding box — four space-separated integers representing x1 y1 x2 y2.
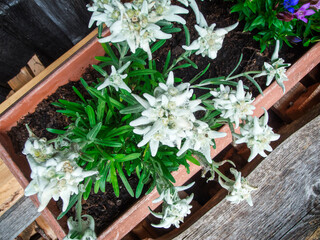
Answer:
7 0 308 236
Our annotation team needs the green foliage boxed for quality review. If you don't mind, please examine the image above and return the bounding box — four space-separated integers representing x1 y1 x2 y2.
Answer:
228 0 320 51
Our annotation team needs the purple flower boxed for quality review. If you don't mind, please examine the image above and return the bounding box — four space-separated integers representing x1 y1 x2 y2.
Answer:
286 36 302 43
294 3 316 23
277 12 294 21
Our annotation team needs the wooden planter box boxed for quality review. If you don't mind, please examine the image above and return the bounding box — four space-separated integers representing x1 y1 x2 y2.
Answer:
0 27 319 239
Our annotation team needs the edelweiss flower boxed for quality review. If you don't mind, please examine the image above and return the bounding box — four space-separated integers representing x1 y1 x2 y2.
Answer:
183 21 239 59
23 133 97 212
23 137 55 163
97 61 131 92
210 80 255 128
177 0 206 26
89 0 187 59
254 40 291 93
64 215 97 240
177 120 226 163
263 59 290 93
235 109 280 162
130 71 205 157
219 168 257 206
150 183 194 228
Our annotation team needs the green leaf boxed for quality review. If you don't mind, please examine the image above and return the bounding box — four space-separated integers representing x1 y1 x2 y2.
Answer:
115 162 134 197
183 24 190 46
135 168 146 198
190 63 211 84
110 161 119 197
120 104 145 114
87 122 102 140
244 74 263 95
85 105 96 127
185 154 200 166
72 86 87 104
104 125 133 138
115 153 141 162
92 65 107 76
83 178 93 200
57 194 78 220
183 57 198 69
95 56 112 62
162 27 181 34
80 153 95 162
163 50 171 74
127 69 158 77
171 63 191 71
151 40 166 53
97 99 106 122
46 128 66 135
122 56 146 65
95 139 122 148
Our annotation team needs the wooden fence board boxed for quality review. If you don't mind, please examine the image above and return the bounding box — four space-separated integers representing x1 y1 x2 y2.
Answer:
174 115 320 240
0 196 40 240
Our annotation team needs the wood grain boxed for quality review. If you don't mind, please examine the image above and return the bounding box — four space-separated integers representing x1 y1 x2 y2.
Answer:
0 196 40 240
174 115 320 240
0 159 23 217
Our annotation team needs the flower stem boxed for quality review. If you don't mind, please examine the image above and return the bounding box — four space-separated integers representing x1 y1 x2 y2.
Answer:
76 188 84 232
213 167 232 182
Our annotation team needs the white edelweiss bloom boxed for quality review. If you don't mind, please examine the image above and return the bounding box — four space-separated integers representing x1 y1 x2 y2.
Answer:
177 0 206 26
254 40 291 93
97 61 131 92
23 135 97 212
150 183 194 228
263 59 290 93
219 168 257 206
87 0 119 28
151 0 189 24
177 120 226 163
23 137 55 163
64 215 97 240
211 80 255 129
96 0 187 59
235 108 280 162
130 72 204 157
183 22 239 59
140 24 172 59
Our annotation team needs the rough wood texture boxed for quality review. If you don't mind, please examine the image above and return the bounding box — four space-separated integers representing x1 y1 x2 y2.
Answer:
0 159 24 217
0 196 40 240
174 115 320 240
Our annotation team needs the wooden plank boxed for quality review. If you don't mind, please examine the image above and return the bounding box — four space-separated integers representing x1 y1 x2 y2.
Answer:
0 27 99 115
27 55 45 76
7 67 34 91
0 196 40 240
174 115 320 240
0 159 24 217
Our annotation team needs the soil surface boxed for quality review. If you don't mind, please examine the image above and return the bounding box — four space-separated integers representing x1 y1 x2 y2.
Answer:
8 0 309 235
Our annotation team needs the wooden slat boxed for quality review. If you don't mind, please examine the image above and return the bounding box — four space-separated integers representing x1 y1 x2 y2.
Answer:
0 159 24 217
0 196 40 240
174 115 320 240
27 55 45 76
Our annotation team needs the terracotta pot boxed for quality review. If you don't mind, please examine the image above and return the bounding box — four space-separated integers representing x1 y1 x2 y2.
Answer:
0 29 319 239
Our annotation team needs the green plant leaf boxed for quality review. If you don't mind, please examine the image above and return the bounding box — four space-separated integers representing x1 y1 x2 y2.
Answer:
115 161 134 197
110 161 119 197
85 105 96 127
57 194 78 220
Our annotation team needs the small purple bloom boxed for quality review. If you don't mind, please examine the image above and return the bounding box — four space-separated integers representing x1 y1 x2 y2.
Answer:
286 36 302 43
277 12 294 21
294 3 316 23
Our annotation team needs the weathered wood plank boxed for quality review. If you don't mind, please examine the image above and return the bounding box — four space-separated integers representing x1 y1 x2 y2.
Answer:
0 159 24 217
0 196 40 240
174 115 320 240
